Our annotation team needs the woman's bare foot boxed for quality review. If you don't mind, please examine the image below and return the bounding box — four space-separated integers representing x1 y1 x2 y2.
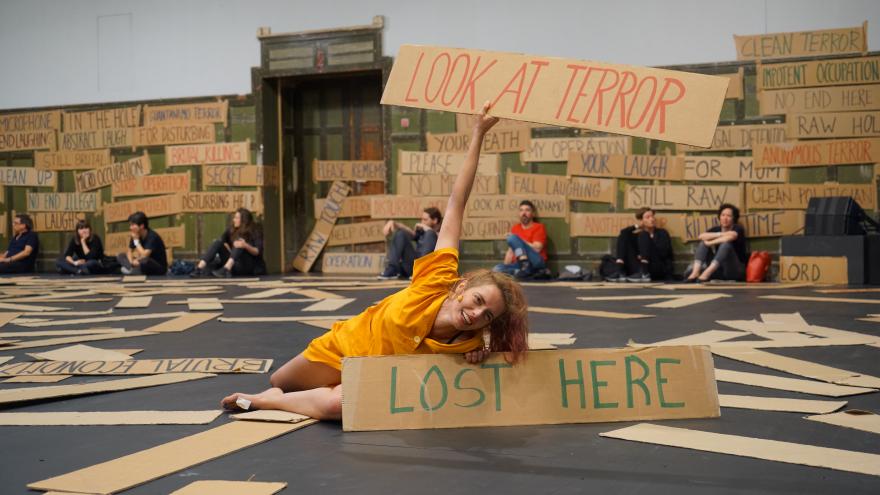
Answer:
221 387 284 410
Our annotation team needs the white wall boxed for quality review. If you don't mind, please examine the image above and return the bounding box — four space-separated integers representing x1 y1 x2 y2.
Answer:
1 0 878 109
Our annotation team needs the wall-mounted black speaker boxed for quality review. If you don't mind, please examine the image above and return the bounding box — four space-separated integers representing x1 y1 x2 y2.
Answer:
805 196 866 236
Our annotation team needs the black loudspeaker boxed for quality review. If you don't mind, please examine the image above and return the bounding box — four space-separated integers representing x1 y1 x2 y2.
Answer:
805 196 866 235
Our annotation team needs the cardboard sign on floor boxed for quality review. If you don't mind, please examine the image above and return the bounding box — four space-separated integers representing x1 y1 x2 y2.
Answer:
170 480 288 495
28 419 318 494
0 410 223 426
805 409 880 435
342 346 719 431
116 296 153 309
529 306 653 319
0 357 272 377
600 423 880 477
712 347 880 388
718 394 846 414
28 344 134 362
714 369 877 397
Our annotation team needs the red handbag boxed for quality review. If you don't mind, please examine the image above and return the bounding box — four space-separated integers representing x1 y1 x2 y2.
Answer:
746 251 771 283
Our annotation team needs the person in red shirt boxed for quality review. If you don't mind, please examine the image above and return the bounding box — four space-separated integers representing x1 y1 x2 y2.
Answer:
493 200 547 279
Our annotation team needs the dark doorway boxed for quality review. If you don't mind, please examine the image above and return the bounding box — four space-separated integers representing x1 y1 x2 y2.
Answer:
280 70 384 267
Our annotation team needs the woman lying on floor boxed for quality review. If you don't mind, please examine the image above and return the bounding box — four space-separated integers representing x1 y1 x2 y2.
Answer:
222 103 529 420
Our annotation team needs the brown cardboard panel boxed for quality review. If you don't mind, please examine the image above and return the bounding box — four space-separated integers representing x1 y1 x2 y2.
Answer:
0 357 272 377
523 137 631 162
0 356 13 365
383 45 728 147
724 69 744 99
599 422 880 476
466 194 568 219
16 211 86 232
682 156 786 183
219 316 357 323
805 409 880 434
718 394 846 414
576 294 730 308
745 183 876 210
313 159 386 182
342 346 719 431
64 105 140 132
757 56 880 91
506 172 615 204
2 331 156 351
105 226 186 254
0 109 61 132
26 192 99 212
712 347 880 388
232 410 311 424
455 113 536 132
567 154 683 180
170 480 288 495
145 100 228 127
2 328 124 338
59 127 132 151
529 306 653 319
761 295 880 305
3 375 71 383
398 149 499 175
293 181 350 273
75 152 150 192
181 191 263 214
664 210 804 242
327 220 386 247
0 167 57 187
103 194 182 224
677 123 786 152
294 319 337 330
15 312 184 328
314 194 373 218
637 330 747 346
34 148 112 171
290 289 344 300
759 84 880 115
624 185 741 211
461 218 512 240
322 253 387 275
28 344 135 362
714 369 876 397
116 296 153 309
779 256 848 285
235 288 294 299
786 110 880 139
187 298 223 311
133 123 215 147
28 419 318 494
754 138 880 167
397 173 498 196
302 298 355 312
734 23 867 61
202 165 278 187
1 129 56 151
0 410 223 426
112 171 191 198
0 372 214 406
426 128 530 153
0 312 20 328
369 195 447 219
569 212 683 237
141 312 220 333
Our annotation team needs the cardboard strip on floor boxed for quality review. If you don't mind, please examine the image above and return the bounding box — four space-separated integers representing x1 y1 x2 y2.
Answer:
714 369 877 397
0 357 273 377
712 347 880 388
805 409 880 435
302 298 355 312
529 306 653 319
0 410 223 426
28 419 318 494
170 480 288 495
718 394 847 414
116 296 153 309
27 344 136 362
599 423 880 476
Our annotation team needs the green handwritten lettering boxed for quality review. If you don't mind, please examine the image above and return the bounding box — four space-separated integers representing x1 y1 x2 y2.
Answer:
590 360 618 409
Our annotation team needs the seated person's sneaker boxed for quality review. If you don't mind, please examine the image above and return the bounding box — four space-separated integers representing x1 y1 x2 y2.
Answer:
376 266 399 280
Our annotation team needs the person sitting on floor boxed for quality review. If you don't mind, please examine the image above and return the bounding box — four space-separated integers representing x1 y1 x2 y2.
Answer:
492 200 548 279
221 101 529 420
117 211 167 276
610 207 674 282
377 207 442 280
191 208 265 278
0 213 39 274
56 219 106 275
685 203 748 283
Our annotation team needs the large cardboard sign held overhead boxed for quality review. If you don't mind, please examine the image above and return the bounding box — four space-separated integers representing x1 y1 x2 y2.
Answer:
313 160 386 182
568 153 684 180
625 185 741 211
754 138 880 167
683 156 787 183
0 167 56 187
426 128 530 154
398 150 499 175
166 140 249 166
746 183 877 210
506 172 615 204
398 173 498 196
293 180 350 273
780 256 849 285
678 124 787 152
341 346 719 431
569 212 680 237
757 56 880 91
786 111 880 139
734 22 867 61
113 171 191 198
382 45 729 147
521 137 631 162
34 149 112 171
663 210 805 242
75 152 151 192
759 84 880 115
322 252 386 274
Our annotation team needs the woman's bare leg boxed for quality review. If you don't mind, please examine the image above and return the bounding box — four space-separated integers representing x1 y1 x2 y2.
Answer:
270 353 341 391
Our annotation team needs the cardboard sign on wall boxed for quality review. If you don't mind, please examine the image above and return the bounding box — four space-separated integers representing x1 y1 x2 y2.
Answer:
313 160 387 182
677 123 787 152
34 149 112 171
625 185 741 211
786 111 880 139
322 252 386 274
382 45 729 147
683 156 787 183
398 150 499 176
734 22 867 61
426 128 530 154
779 256 849 285
113 171 191 198
521 137 631 162
144 100 229 127
293 181 351 273
759 84 880 115
757 56 880 91
568 153 684 180
27 192 98 212
342 346 719 431
506 172 615 204
0 167 57 187
754 138 880 167
75 151 150 192
166 141 249 167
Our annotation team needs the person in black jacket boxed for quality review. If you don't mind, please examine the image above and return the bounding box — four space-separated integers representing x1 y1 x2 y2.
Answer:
631 208 674 282
0 213 39 274
686 203 748 282
192 208 265 278
56 219 105 275
116 211 167 276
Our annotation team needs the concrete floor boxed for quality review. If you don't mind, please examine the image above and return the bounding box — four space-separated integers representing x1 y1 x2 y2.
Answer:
1 276 879 494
